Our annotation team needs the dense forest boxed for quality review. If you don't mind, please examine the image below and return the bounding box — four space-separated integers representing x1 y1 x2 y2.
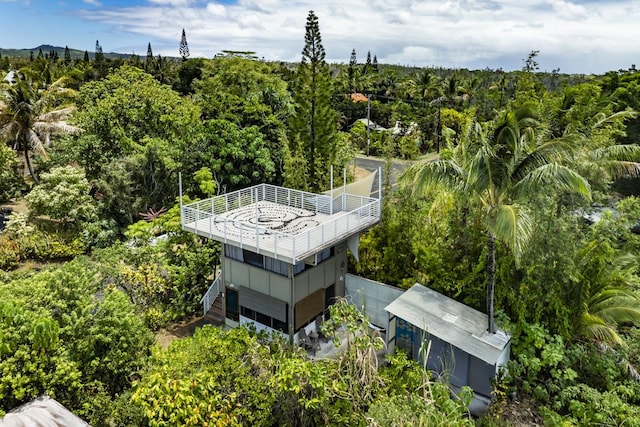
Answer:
3 11 640 426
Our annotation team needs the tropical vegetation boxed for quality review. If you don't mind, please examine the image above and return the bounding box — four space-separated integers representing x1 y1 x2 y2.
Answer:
2 10 640 426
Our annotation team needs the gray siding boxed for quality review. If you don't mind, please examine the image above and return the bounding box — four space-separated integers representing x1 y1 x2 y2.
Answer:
224 257 293 305
346 274 404 328
223 246 347 306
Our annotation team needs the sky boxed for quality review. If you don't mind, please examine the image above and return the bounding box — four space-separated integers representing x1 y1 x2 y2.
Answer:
0 0 639 74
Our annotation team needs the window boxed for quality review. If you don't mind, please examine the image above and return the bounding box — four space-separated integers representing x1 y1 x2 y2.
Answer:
224 244 243 261
243 250 264 268
241 306 255 319
240 303 289 333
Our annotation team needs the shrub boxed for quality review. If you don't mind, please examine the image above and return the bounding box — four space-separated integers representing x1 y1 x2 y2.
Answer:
25 166 98 225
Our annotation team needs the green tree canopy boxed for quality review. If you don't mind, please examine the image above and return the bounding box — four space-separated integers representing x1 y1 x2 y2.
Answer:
73 65 200 178
193 56 291 184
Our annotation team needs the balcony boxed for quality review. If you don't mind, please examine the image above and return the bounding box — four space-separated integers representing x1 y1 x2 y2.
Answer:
181 184 381 264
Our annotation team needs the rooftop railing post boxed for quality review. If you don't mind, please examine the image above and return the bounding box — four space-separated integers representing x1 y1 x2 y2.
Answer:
274 233 278 259
179 172 183 227
330 165 334 215
378 166 382 201
342 167 346 211
255 187 259 253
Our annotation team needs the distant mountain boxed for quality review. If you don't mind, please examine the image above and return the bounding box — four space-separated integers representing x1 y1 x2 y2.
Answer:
0 44 133 60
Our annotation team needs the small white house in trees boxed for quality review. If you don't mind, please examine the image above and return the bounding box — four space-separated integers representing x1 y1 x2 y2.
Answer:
385 284 511 412
181 181 381 339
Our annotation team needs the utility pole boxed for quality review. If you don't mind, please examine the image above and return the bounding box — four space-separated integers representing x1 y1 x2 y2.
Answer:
366 94 371 156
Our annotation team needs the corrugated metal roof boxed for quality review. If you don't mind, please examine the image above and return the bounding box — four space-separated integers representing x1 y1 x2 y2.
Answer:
385 284 510 365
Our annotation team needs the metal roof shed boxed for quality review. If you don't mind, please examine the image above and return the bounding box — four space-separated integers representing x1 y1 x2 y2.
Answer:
385 284 510 403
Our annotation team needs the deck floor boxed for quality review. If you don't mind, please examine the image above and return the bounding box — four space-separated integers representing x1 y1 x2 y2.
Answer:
184 201 378 262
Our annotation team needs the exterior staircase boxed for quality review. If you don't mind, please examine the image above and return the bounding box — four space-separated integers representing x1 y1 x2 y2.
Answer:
204 295 224 325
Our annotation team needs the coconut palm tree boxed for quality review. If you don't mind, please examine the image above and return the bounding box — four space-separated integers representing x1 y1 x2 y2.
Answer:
0 75 79 184
402 103 591 333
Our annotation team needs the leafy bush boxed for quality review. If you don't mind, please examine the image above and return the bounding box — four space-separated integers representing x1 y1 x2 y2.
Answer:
0 213 86 270
25 166 98 224
506 323 577 401
396 134 420 159
542 384 640 426
0 259 154 420
132 326 277 427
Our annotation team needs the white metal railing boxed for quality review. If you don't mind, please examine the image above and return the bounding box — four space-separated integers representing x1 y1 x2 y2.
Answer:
200 272 222 315
182 184 381 262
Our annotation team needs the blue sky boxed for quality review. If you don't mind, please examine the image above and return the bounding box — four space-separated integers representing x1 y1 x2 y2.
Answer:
1 0 639 74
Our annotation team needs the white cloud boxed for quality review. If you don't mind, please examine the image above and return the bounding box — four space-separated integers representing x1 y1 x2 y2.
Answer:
82 0 101 6
205 2 227 17
548 0 588 20
71 0 640 74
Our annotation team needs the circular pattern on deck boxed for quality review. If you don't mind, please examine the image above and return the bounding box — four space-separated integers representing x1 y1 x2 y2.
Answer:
212 201 320 239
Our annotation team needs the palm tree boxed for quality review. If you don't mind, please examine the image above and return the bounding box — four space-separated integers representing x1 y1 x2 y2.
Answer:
0 75 79 184
402 103 591 333
568 109 640 189
571 239 640 346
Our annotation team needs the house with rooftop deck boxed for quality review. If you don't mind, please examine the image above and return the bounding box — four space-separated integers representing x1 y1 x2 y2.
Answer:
181 180 381 339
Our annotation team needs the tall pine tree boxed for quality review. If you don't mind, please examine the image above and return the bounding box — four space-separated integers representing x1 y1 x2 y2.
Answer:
287 10 337 192
64 46 71 65
94 40 107 79
179 29 190 61
146 42 154 72
363 50 372 74
348 48 358 92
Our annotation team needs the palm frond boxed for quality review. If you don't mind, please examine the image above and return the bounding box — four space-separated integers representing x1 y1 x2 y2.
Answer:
468 142 501 196
597 304 640 326
37 106 76 121
591 109 637 130
511 137 579 182
591 143 640 161
33 121 81 135
601 160 640 179
514 163 591 201
400 159 467 196
487 204 534 262
579 314 624 347
26 129 46 156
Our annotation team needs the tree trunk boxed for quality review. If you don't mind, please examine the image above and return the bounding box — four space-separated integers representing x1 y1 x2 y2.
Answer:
23 143 39 185
486 233 496 334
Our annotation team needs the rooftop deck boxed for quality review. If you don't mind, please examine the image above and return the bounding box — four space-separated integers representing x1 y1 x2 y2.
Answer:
181 184 381 264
